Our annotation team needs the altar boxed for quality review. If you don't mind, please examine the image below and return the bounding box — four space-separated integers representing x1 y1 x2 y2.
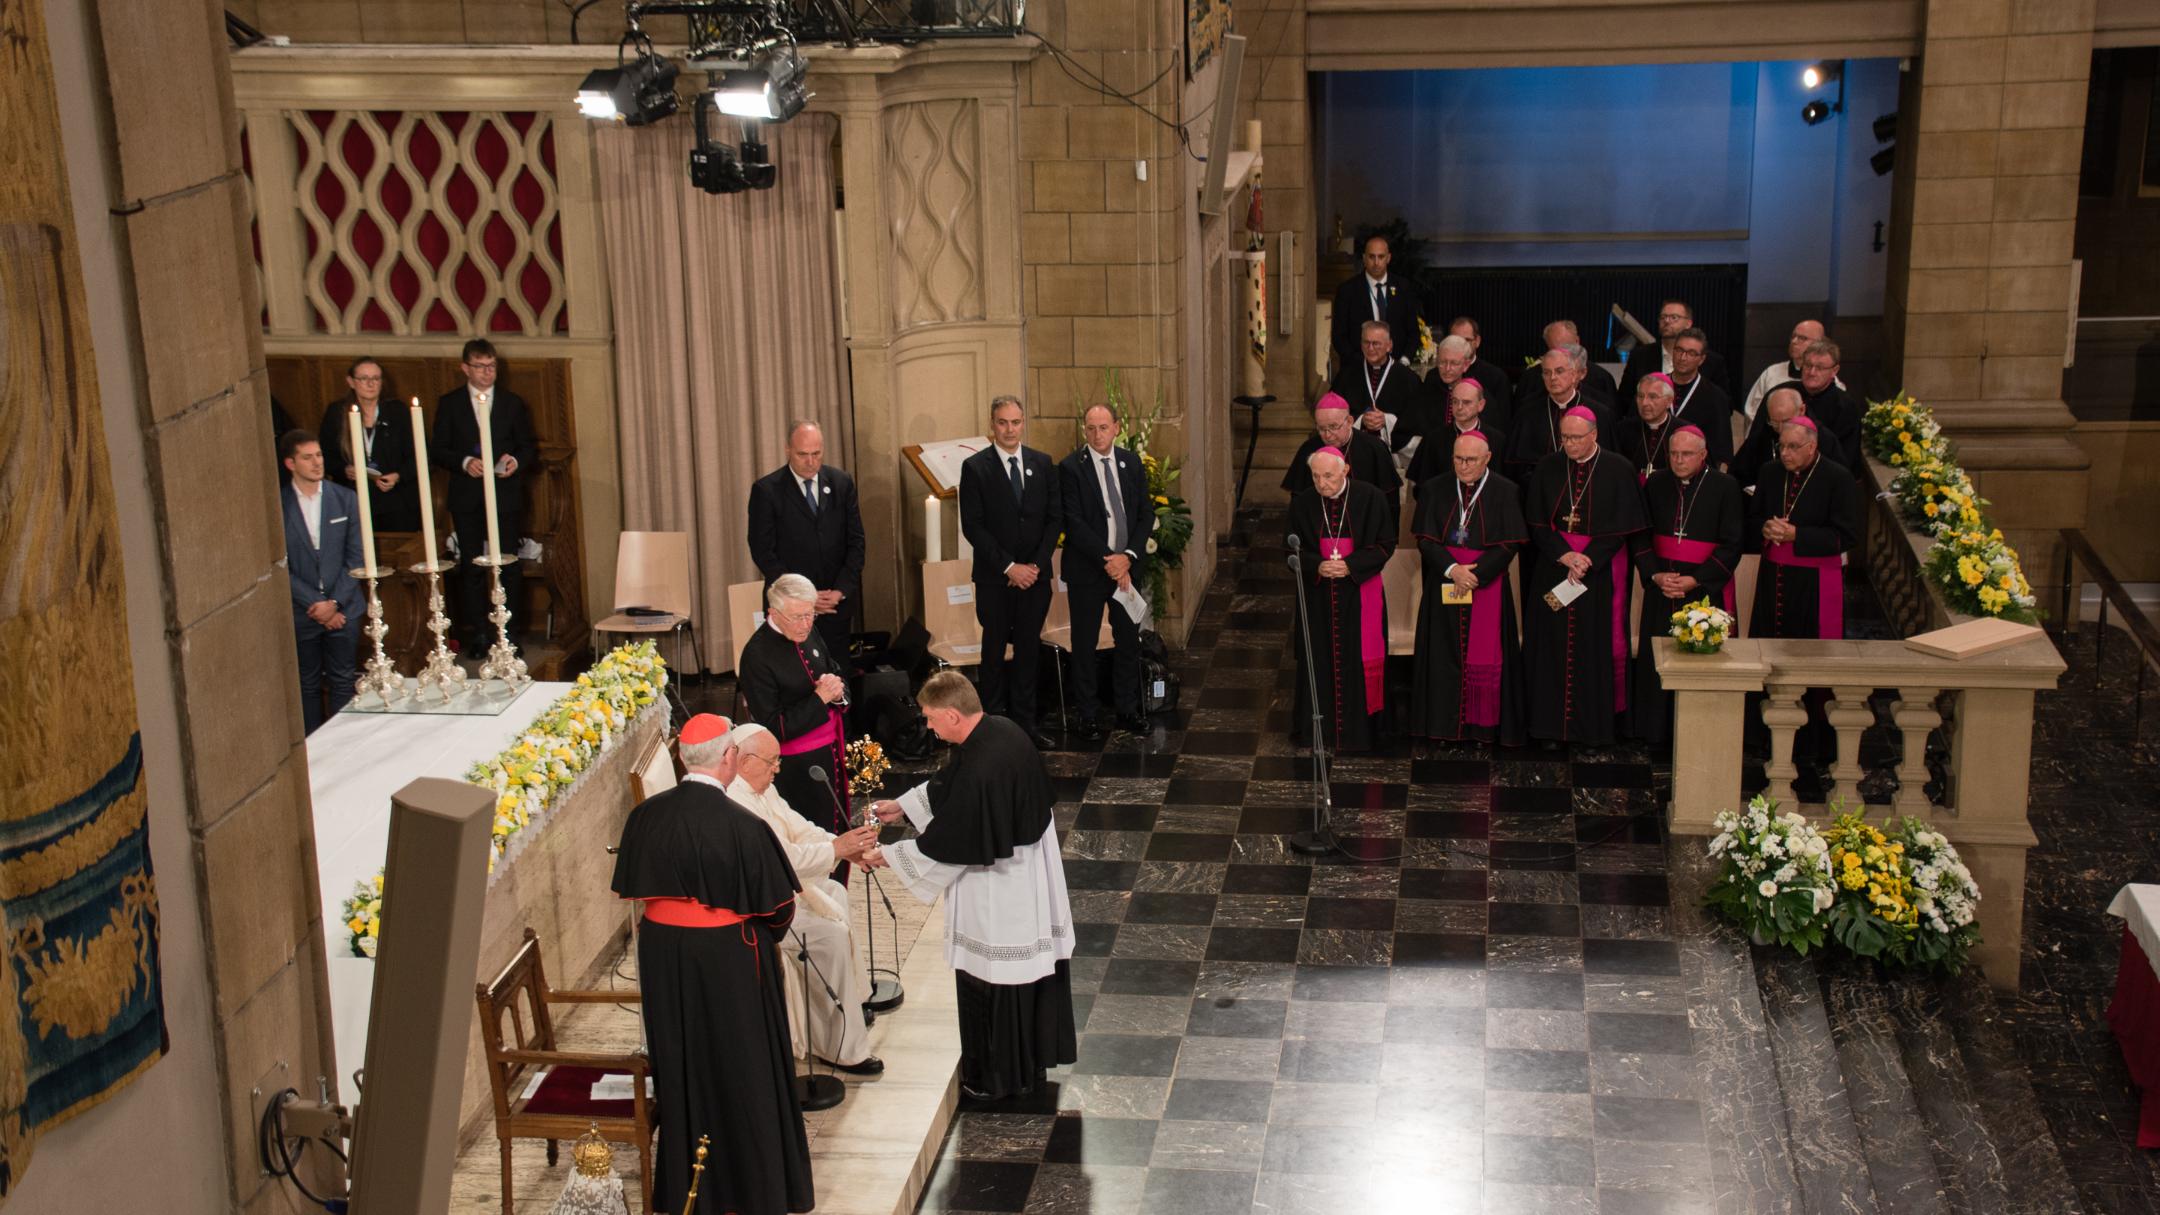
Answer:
307 682 669 1137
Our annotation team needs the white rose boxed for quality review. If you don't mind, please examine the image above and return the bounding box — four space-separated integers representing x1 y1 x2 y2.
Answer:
1813 887 1834 912
1146 538 1159 554
1758 880 1778 897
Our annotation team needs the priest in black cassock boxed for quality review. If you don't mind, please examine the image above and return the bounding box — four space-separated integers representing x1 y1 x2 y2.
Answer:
1749 417 1860 641
1287 447 1396 753
612 713 813 1215
1407 376 1508 493
1503 347 1614 491
1732 386 1848 484
1523 408 1645 748
739 573 853 876
1513 321 1617 413
1410 431 1527 744
1629 426 1744 744
1613 375 1731 483
1447 317 1515 413
1330 320 1425 453
1282 394 1402 519
869 672 1075 1103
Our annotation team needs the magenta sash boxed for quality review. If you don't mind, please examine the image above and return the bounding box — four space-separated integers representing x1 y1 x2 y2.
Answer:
779 711 842 756
1765 542 1844 639
1318 537 1386 714
1562 533 1629 712
1444 546 1504 727
1651 535 1736 615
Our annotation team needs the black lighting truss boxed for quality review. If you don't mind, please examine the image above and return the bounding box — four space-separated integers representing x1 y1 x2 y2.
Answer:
623 0 1024 52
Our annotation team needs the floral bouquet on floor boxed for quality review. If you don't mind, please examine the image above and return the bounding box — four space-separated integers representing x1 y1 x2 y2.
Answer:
341 873 384 958
1670 597 1734 654
1704 796 1837 953
1822 809 1982 974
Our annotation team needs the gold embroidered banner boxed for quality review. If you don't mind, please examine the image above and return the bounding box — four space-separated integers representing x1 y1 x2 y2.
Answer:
0 0 166 1201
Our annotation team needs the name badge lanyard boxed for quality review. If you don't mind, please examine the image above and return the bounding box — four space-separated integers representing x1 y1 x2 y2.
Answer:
1452 470 1488 546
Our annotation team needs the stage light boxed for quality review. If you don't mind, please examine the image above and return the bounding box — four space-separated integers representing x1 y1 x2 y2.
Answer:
738 135 777 191
1873 112 1898 142
1802 99 1834 126
1871 146 1897 176
712 43 808 121
575 45 679 126
1802 61 1843 90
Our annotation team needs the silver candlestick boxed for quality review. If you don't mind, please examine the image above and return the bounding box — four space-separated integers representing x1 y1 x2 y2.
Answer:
473 553 529 688
409 556 465 702
349 563 404 707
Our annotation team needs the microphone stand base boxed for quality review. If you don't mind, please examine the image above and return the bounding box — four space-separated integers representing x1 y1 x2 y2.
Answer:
866 978 904 1014
1289 828 1336 856
794 1073 846 1111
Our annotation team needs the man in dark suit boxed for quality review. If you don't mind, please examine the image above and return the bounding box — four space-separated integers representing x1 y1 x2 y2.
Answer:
959 395 1062 748
1617 299 1734 403
1329 234 1422 378
747 420 868 658
1448 316 1513 408
279 431 366 732
1059 405 1157 740
431 338 537 652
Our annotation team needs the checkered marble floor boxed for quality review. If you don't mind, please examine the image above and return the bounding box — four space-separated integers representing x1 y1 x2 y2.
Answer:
914 517 1711 1215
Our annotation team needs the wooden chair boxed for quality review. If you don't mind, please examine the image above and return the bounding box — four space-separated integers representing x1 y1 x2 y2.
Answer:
1381 547 1421 656
725 578 767 672
592 531 698 676
476 927 656 1215
629 729 678 804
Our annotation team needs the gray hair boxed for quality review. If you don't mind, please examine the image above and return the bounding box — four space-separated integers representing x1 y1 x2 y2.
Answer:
1802 338 1842 365
1435 334 1473 360
787 418 822 442
1548 343 1588 373
990 394 1024 416
1544 319 1581 346
767 573 817 611
1639 377 1675 400
1360 319 1390 338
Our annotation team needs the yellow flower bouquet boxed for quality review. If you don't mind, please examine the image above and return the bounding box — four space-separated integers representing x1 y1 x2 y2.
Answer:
339 872 385 959
1821 808 1981 973
1669 597 1734 654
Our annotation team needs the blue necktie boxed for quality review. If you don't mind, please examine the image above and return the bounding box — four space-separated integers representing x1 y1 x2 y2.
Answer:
1008 455 1025 505
803 476 818 516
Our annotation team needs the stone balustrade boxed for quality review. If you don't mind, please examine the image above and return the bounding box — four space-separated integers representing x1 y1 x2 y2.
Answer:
1656 634 2064 991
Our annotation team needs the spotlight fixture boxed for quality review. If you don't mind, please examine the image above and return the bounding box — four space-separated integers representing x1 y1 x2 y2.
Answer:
1871 146 1897 176
712 42 809 121
738 134 777 190
1802 60 1843 90
1871 110 1899 177
1802 99 1834 126
1872 112 1898 142
685 92 779 195
575 36 680 125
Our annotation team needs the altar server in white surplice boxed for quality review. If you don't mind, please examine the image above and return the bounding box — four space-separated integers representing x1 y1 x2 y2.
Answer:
866 670 1076 1103
724 723 884 1075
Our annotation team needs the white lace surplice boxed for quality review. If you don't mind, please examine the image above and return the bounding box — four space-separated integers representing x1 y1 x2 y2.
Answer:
882 783 1075 985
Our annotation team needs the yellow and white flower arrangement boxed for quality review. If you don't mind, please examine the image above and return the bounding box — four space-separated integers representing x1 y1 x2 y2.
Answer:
1704 796 1838 952
845 736 891 798
1862 394 2038 622
1821 809 1981 973
340 872 385 959
1669 597 1734 654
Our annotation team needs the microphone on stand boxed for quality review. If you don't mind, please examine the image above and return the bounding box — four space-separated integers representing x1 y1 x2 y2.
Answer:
789 930 846 1112
812 764 904 1013
1282 528 1336 856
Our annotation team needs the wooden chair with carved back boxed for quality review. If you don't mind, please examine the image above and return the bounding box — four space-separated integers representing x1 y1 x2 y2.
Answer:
475 927 655 1214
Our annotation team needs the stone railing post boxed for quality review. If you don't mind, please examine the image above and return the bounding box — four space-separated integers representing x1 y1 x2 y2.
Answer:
1762 681 1811 810
1824 685 1875 808
1890 687 1942 815
1653 639 1768 834
1941 683 2045 993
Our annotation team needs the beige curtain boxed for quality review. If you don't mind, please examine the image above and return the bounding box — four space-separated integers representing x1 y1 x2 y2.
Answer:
597 113 852 673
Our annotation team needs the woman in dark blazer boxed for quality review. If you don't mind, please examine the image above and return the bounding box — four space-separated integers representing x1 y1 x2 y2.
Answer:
316 355 423 532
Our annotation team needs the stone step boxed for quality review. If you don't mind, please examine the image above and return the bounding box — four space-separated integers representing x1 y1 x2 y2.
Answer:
1821 974 1955 1214
1936 973 2085 1215
1882 978 2017 1214
1752 951 1880 1215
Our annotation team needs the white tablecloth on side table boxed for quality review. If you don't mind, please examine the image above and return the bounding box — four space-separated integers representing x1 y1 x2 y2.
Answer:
2108 884 2160 985
308 682 565 1088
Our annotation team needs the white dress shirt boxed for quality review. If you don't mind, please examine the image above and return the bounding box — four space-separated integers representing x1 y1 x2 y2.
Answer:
295 480 325 549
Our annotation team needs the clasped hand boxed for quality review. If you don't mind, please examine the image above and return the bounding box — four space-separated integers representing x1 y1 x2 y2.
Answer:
1558 551 1592 583
814 673 847 703
1450 566 1479 593
1318 557 1349 579
1654 572 1697 598
1763 516 1796 545
1007 563 1040 589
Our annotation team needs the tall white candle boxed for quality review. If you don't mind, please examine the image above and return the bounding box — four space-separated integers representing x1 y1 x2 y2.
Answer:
925 494 942 562
408 397 438 563
476 393 501 563
347 405 379 575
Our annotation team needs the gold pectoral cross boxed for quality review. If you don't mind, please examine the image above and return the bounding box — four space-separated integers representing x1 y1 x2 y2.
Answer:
1562 508 1582 531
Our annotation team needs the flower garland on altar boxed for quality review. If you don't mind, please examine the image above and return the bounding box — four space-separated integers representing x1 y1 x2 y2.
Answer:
1703 796 1982 974
1862 394 2038 622
340 641 668 957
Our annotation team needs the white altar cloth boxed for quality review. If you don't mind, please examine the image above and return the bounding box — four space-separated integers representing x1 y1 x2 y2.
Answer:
308 681 565 1090
2109 884 2160 985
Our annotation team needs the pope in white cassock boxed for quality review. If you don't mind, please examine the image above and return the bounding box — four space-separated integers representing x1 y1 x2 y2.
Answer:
723 723 885 1075
868 670 1077 1102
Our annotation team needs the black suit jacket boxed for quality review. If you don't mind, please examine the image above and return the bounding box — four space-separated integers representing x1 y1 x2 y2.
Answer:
431 386 538 517
317 400 421 530
1329 359 1427 449
746 464 868 601
1732 416 1848 489
960 444 1062 586
1330 275 1422 375
1617 346 1735 405
1059 444 1155 590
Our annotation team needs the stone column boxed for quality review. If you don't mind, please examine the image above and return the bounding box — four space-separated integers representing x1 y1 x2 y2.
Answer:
1654 639 1770 835
1888 0 2096 599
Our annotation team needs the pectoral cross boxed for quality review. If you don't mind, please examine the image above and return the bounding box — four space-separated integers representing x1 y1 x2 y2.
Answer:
1562 507 1582 531
1674 522 1686 540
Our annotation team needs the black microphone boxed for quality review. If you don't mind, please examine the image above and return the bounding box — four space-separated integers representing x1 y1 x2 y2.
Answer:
808 763 848 830
1284 530 1301 571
